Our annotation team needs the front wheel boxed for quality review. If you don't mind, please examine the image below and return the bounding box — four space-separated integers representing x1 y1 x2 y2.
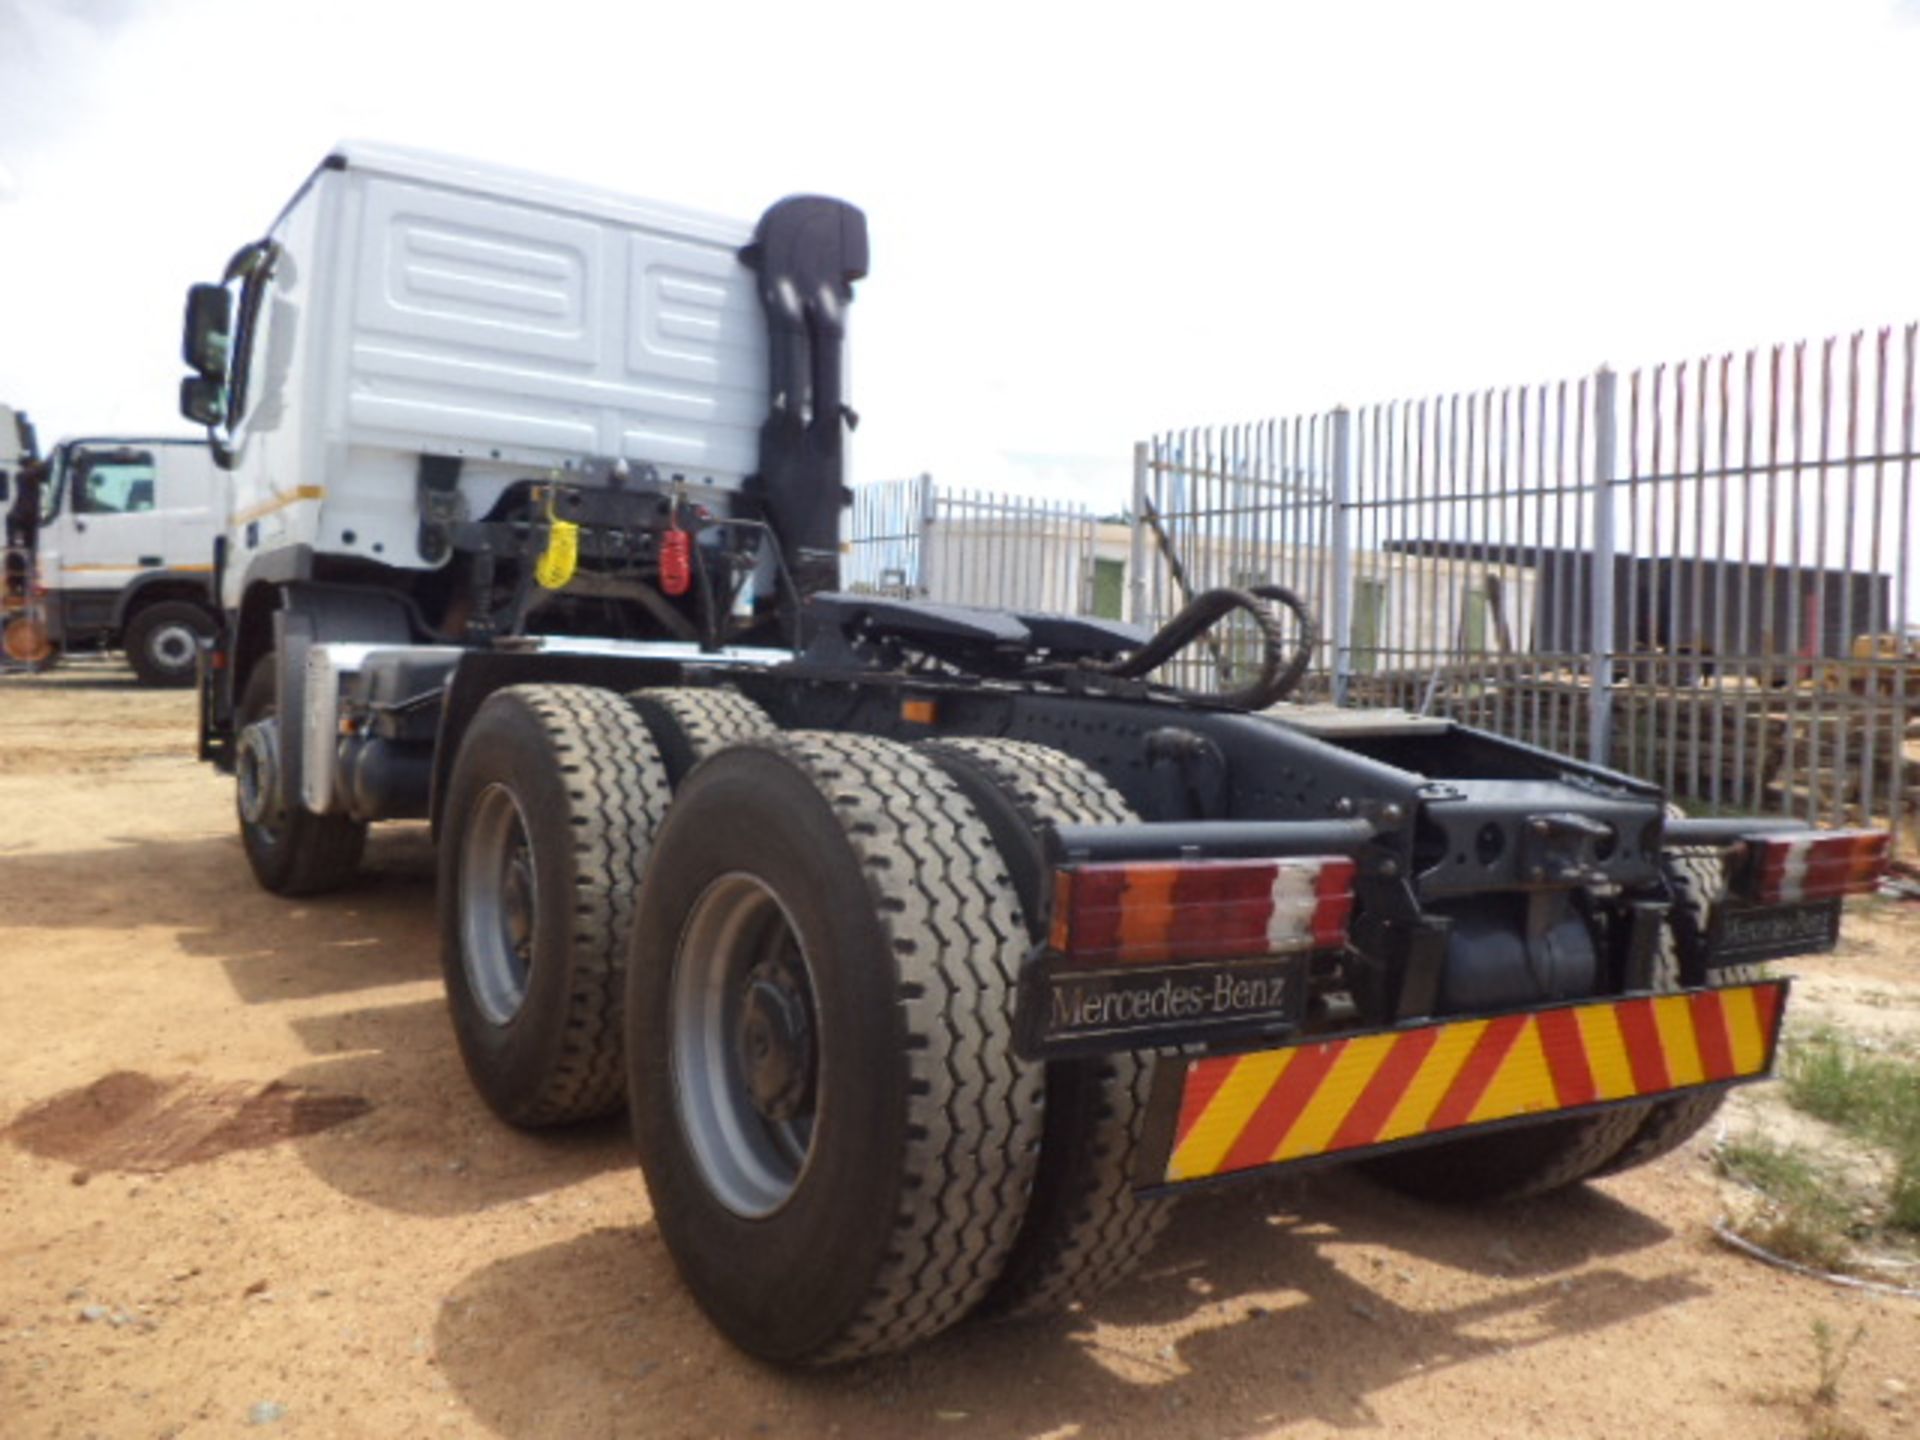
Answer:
626 733 1041 1364
235 653 366 896
125 601 212 687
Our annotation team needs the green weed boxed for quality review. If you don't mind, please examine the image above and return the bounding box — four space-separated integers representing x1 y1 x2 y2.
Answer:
1809 1318 1867 1406
1783 1030 1920 1236
1713 1137 1856 1271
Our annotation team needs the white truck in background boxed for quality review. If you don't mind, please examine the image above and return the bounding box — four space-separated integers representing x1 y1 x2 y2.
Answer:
22 435 224 683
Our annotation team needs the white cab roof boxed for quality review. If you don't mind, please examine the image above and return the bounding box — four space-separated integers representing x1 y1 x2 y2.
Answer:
320 141 755 244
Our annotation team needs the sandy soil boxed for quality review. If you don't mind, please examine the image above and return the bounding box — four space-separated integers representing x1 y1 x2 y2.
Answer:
2 659 1918 1440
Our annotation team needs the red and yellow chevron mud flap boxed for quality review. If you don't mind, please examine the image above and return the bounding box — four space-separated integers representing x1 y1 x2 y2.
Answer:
1134 980 1788 1191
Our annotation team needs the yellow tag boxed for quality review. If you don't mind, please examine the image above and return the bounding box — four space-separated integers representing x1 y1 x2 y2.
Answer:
534 495 579 590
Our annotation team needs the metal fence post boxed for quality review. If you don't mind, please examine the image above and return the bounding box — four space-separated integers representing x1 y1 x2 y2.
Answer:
914 472 937 598
1329 407 1355 706
1129 441 1149 624
1588 369 1617 767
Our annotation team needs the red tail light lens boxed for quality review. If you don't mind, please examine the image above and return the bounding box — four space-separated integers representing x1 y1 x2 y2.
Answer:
1739 829 1889 905
1048 856 1355 966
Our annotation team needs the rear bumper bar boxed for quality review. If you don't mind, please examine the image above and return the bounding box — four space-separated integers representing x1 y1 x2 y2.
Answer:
1136 979 1787 1192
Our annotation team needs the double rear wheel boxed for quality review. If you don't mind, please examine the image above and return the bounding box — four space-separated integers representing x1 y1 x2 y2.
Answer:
626 733 1043 1363
438 684 670 1127
435 704 1267 1358
438 683 772 1128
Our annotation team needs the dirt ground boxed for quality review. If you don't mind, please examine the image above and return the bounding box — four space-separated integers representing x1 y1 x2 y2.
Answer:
3 660 1918 1440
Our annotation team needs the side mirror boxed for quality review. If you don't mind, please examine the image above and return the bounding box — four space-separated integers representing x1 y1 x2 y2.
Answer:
182 283 232 376
180 375 227 427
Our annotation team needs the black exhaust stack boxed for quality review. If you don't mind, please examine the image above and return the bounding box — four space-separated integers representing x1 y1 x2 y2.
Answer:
741 196 869 614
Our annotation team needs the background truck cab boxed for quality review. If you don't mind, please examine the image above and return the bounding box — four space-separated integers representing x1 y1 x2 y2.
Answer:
0 405 21 514
32 435 223 684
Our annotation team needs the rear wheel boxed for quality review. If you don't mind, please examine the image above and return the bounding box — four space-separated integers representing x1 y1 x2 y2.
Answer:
626 733 1041 1363
1357 828 1753 1202
1356 1104 1649 1205
626 686 773 788
125 601 212 687
1357 900 1645 1204
1591 836 1759 1177
439 684 669 1127
919 737 1172 1317
236 652 366 896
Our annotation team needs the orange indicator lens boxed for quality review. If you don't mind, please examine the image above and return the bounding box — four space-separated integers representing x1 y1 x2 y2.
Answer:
1049 856 1355 965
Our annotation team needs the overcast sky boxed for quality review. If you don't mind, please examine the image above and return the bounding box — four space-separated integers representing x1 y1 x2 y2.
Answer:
3 0 1918 508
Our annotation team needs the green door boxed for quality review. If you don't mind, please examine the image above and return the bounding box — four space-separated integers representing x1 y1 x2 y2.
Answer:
1353 577 1386 673
1091 557 1125 619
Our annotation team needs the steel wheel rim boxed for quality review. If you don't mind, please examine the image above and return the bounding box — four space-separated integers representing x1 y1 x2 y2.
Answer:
236 715 283 843
149 622 197 672
461 783 538 1027
671 872 820 1219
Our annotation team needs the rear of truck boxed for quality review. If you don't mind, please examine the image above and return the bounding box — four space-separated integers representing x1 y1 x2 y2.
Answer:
176 145 1891 1367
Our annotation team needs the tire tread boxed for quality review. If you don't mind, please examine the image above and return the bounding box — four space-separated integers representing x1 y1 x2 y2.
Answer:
1592 830 1762 1178
752 732 1042 1362
918 737 1172 1316
459 684 669 1126
626 687 774 788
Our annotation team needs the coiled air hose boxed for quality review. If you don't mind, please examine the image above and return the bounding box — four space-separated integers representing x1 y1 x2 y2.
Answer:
1076 583 1319 710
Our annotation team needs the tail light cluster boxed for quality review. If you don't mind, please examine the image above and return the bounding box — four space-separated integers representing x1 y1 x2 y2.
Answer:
1048 856 1356 966
1735 829 1890 905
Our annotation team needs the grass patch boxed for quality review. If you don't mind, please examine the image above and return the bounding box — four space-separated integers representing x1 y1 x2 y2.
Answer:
1716 1029 1920 1277
1713 1136 1858 1271
1786 1031 1920 1149
1783 1030 1920 1237
1748 1318 1877 1440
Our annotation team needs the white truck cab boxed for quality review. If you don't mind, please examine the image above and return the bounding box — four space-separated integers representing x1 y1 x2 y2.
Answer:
32 436 224 683
179 141 862 775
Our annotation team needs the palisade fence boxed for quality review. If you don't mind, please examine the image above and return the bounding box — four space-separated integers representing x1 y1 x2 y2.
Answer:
845 473 1100 617
1136 325 1920 849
